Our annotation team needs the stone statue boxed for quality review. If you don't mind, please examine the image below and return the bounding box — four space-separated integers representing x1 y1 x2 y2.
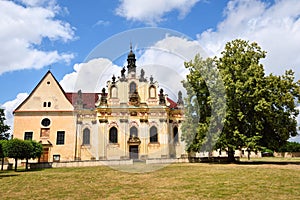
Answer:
75 89 83 109
119 67 127 82
100 88 107 105
159 88 166 105
121 67 126 77
150 75 154 84
139 69 146 82
129 89 140 106
177 90 184 105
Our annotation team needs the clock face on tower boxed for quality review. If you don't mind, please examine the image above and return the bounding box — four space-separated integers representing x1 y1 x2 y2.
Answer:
41 118 51 127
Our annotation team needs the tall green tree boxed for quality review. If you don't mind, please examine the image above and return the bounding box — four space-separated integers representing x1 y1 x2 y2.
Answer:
0 108 10 140
260 71 300 150
182 39 300 162
5 139 33 171
24 140 43 170
214 39 267 161
279 141 300 152
181 55 226 155
0 140 7 170
0 108 10 170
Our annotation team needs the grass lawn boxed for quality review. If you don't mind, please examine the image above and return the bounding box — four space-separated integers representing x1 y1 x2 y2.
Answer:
240 156 300 162
1 162 300 200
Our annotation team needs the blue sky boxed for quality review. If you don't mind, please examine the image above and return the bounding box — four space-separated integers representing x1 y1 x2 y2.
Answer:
1 0 300 141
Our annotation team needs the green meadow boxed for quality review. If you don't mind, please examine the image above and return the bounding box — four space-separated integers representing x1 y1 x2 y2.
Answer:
1 162 300 200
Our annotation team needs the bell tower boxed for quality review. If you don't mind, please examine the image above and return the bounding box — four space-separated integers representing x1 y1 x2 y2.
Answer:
127 43 136 74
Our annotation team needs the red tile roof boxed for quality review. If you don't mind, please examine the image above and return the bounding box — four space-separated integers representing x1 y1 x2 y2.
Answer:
167 97 178 109
65 93 178 109
65 93 99 109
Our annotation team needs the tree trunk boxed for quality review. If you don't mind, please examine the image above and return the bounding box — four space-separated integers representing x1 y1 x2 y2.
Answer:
1 157 4 171
25 158 29 171
227 148 235 163
14 158 18 172
247 150 251 160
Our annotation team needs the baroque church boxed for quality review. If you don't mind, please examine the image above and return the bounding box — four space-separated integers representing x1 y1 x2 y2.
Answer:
13 47 186 162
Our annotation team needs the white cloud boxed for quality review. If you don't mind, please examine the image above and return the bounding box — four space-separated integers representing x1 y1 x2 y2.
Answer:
59 35 204 101
60 35 204 95
137 36 207 100
115 0 200 25
197 0 300 78
17 0 54 7
0 0 74 74
93 20 110 27
2 58 121 132
1 93 28 133
60 58 121 93
197 0 300 142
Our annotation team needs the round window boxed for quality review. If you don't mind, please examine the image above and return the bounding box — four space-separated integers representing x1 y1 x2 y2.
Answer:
41 118 51 127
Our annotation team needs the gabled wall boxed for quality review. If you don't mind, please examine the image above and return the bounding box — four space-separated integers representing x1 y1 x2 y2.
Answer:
13 71 76 162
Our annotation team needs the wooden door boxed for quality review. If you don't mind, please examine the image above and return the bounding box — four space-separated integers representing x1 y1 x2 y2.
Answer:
39 148 49 162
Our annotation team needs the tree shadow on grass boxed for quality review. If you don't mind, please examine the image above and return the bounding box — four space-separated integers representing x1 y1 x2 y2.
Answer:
189 156 300 165
0 167 45 175
0 174 19 179
13 168 45 173
236 160 300 165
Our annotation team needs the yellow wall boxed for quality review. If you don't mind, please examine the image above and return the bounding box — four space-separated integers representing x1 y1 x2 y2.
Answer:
13 71 76 162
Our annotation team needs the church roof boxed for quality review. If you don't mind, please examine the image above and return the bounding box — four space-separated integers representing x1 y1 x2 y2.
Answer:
65 92 178 110
167 97 178 109
65 93 99 109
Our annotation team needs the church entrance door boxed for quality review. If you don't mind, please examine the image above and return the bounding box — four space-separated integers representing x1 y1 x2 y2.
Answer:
39 148 49 162
129 145 139 160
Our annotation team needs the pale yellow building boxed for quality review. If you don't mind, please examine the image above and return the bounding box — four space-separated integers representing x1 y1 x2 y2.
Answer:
13 47 186 162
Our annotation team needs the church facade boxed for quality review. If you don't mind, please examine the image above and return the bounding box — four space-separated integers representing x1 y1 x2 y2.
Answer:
13 47 186 162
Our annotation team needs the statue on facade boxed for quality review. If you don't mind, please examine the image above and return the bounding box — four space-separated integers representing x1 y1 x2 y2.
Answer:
150 75 154 84
119 67 126 82
112 75 116 84
75 89 83 109
100 88 107 105
129 89 140 106
121 67 125 77
139 69 147 82
177 90 184 106
159 88 166 105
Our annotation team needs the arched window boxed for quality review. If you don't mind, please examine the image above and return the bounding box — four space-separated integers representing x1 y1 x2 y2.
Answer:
130 126 138 138
109 127 118 143
129 82 136 94
173 126 178 143
83 128 90 145
111 86 118 98
150 126 158 143
149 86 156 98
